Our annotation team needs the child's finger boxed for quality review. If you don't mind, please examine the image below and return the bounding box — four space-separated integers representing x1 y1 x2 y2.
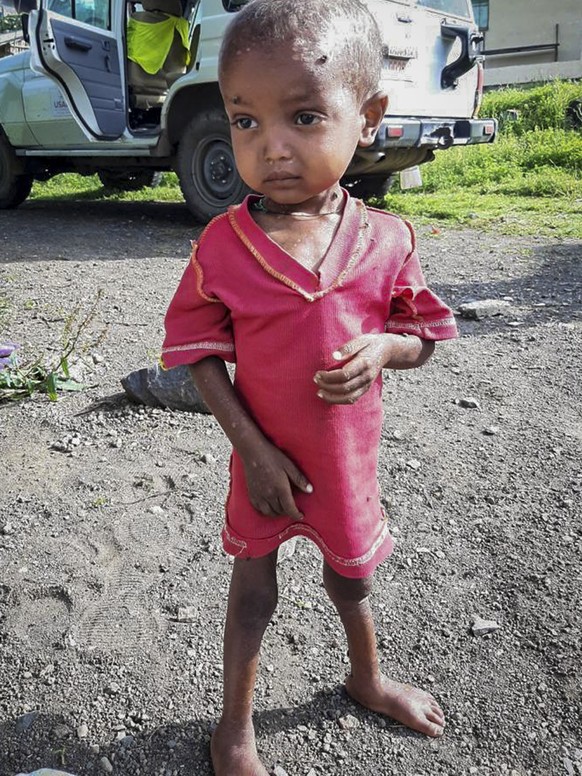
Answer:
315 360 370 389
285 460 314 495
317 385 368 405
331 335 372 363
278 490 304 521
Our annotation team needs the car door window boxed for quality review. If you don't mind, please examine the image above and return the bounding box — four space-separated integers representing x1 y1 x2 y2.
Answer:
47 0 110 29
416 0 472 18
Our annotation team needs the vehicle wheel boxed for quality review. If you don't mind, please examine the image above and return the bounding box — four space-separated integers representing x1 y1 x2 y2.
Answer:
341 174 394 201
176 106 250 222
0 133 33 209
98 170 163 191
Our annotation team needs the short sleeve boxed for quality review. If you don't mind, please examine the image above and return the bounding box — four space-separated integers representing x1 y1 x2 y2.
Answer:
160 243 235 369
386 221 458 341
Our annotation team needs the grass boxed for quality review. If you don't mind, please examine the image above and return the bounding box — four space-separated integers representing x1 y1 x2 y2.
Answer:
30 81 582 238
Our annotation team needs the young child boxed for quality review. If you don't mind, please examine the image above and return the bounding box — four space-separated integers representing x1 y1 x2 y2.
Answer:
161 1 458 772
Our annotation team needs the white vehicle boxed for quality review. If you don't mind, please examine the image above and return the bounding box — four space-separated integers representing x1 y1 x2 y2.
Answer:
0 0 496 221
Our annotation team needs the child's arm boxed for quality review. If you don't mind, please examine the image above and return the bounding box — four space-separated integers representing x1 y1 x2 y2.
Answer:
314 333 434 406
189 357 312 519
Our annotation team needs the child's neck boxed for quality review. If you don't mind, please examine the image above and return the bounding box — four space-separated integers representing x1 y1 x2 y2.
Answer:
259 187 343 218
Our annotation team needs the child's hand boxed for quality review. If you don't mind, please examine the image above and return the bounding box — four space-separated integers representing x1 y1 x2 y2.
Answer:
241 440 313 521
314 334 399 405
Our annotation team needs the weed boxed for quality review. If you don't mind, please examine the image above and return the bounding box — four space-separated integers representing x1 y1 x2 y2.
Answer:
0 290 108 403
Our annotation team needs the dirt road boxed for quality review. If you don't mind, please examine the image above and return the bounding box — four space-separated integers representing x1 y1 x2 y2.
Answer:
0 198 580 776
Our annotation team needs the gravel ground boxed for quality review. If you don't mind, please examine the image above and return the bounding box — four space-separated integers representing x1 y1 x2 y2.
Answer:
0 198 580 776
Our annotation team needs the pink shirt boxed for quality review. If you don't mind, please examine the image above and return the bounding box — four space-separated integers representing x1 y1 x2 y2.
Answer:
162 194 457 578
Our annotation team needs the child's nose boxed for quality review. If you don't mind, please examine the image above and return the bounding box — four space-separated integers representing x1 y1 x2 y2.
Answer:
263 133 292 163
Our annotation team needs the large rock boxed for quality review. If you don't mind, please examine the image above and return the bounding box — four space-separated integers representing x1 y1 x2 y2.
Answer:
121 363 209 413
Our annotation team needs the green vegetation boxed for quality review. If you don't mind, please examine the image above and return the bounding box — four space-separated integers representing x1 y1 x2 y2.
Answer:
0 13 22 33
382 81 582 237
0 291 106 403
30 81 582 237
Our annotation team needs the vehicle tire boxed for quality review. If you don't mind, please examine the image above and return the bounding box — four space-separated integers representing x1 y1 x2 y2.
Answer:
98 170 163 191
0 133 33 209
176 106 250 222
341 174 394 201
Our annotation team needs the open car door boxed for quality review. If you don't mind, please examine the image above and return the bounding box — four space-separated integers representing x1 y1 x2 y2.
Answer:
29 0 126 140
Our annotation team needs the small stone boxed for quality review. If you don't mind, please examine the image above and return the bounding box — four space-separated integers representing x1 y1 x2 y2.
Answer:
564 758 575 776
53 723 73 739
338 714 360 731
458 299 511 319
106 681 121 694
77 722 89 739
176 606 197 622
148 505 165 516
406 459 421 470
100 756 114 773
483 426 499 436
471 617 501 636
272 766 289 776
200 453 217 465
456 397 481 409
2 522 14 535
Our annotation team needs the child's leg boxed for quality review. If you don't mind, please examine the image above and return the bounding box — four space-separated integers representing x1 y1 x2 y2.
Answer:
211 551 278 776
323 562 445 737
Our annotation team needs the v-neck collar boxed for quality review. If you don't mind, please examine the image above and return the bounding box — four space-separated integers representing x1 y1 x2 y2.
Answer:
228 191 369 302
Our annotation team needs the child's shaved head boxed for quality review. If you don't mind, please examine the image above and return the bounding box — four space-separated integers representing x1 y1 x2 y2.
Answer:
219 0 383 100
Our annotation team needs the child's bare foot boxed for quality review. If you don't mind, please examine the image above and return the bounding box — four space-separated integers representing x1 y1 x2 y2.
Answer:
345 673 445 737
211 718 270 776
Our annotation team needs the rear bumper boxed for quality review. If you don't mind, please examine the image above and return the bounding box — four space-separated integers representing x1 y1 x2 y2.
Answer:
374 116 497 150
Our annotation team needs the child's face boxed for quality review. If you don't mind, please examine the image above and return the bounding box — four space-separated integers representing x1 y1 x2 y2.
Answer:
220 43 385 206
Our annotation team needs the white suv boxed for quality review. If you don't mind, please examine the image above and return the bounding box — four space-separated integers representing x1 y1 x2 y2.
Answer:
0 0 496 221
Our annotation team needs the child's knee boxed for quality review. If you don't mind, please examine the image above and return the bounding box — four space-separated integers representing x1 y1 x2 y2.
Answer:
230 561 279 630
323 563 374 605
232 585 278 630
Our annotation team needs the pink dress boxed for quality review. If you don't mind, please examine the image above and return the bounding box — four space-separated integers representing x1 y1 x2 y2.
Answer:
161 193 457 578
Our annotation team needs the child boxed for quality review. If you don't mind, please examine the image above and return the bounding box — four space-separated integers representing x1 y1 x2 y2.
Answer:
161 1 458 772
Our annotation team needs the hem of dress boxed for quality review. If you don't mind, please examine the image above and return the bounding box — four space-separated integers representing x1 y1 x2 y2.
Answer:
221 518 394 579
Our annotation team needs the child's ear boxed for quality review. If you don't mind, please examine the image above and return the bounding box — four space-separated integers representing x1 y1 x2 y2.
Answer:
359 91 388 147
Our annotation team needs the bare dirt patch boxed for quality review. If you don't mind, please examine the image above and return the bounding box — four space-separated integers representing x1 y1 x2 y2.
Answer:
0 199 581 776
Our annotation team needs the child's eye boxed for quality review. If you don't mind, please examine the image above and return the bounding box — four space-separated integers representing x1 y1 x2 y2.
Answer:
295 113 321 126
232 117 257 130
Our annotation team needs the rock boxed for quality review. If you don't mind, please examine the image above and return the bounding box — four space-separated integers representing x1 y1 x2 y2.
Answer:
176 606 197 622
15 711 39 732
271 766 289 776
456 397 481 409
76 723 89 739
1 522 14 535
200 453 217 465
471 617 501 636
338 714 360 731
121 363 209 413
147 505 165 516
53 723 72 739
16 771 79 776
458 299 511 319
100 757 113 774
564 758 575 776
483 426 499 435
